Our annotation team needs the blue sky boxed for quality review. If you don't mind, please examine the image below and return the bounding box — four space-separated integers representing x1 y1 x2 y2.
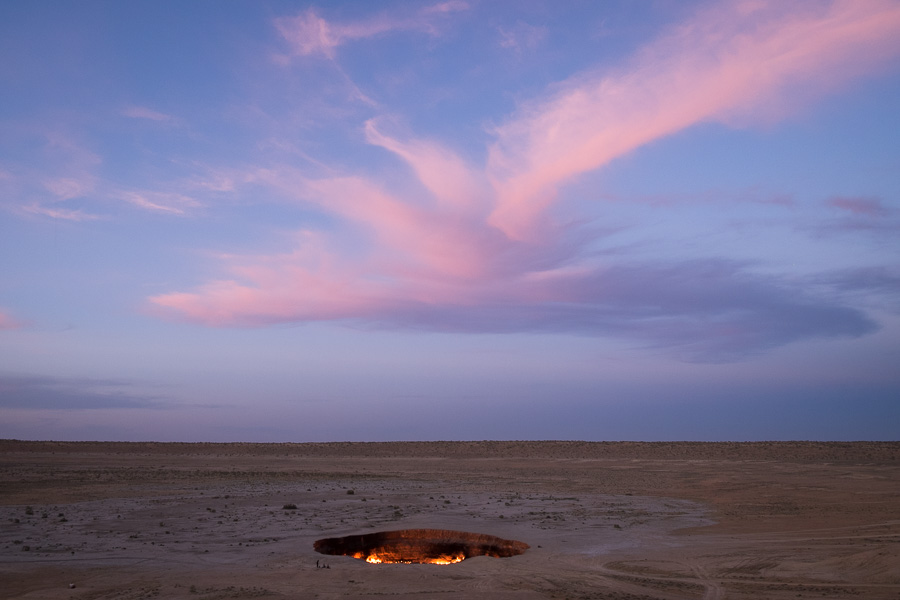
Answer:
1 0 899 442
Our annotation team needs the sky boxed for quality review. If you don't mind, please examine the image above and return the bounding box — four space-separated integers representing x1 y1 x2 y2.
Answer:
1 0 899 442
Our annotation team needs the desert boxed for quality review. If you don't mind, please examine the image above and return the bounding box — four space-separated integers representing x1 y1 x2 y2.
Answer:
1 440 899 599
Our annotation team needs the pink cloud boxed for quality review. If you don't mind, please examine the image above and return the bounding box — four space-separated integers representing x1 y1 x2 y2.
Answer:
827 196 890 217
43 175 96 200
497 22 547 53
275 2 468 59
363 120 487 215
486 0 900 240
421 1 468 15
274 9 337 58
0 309 23 330
247 163 508 283
42 132 102 167
122 105 176 123
22 203 104 222
151 229 402 326
120 190 202 215
1 130 106 220
150 0 898 359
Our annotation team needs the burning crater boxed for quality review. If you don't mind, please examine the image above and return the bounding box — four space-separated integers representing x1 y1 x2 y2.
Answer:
314 529 529 564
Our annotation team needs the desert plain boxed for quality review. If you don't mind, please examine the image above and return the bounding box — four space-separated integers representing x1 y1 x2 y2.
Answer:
1 440 898 599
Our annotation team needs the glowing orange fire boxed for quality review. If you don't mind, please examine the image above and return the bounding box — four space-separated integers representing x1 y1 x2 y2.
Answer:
353 551 465 564
315 529 529 566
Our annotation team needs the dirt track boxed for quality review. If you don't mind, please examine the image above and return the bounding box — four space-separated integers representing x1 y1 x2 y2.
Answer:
1 441 898 599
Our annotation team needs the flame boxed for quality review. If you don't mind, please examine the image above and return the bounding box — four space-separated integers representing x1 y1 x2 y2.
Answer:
357 552 465 565
430 554 465 565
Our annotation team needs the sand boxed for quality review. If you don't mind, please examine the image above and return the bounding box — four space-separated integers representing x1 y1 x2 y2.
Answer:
1 440 898 599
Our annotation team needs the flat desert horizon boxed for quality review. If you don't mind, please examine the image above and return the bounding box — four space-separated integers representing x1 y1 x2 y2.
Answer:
2 440 899 599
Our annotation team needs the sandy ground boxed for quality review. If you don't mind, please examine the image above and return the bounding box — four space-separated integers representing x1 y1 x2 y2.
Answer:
1 440 898 599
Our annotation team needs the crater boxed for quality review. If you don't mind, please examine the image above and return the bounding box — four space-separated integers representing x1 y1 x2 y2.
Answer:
314 528 529 564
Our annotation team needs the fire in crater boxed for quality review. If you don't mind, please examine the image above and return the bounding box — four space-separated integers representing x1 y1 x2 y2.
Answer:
314 529 529 565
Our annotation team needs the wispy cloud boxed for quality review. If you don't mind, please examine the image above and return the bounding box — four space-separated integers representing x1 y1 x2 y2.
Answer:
0 130 105 221
486 0 900 240
2 114 212 221
0 374 162 410
121 105 177 123
827 196 890 217
0 309 24 330
120 190 202 215
815 194 899 235
21 203 105 222
149 0 900 362
42 175 95 200
497 22 547 53
275 2 468 59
